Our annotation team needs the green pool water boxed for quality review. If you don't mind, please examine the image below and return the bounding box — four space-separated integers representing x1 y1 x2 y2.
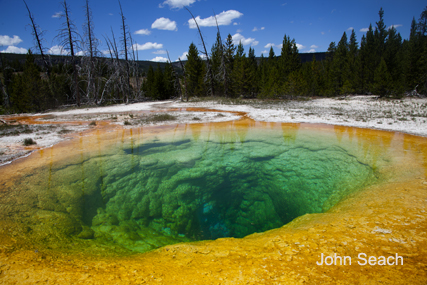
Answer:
0 122 387 253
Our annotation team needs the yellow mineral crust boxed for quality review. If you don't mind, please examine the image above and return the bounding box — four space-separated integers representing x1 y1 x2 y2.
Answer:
0 121 426 284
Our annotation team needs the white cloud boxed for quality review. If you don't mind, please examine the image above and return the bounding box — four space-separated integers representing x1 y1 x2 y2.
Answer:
261 50 268 55
52 12 62 18
160 0 197 9
347 27 354 31
310 45 318 49
151 56 168 62
1 46 27 54
176 51 188 61
152 17 177 31
264 43 275 48
276 44 283 49
48 45 68 55
108 13 113 16
135 29 151 35
296 43 305 50
0 35 23 46
321 31 325 35
76 51 86 56
360 28 369 32
388 24 402 30
252 27 265 32
152 50 167 54
133 42 163 50
188 10 243 29
232 33 258 46
233 22 238 26
236 29 243 33
307 49 316 53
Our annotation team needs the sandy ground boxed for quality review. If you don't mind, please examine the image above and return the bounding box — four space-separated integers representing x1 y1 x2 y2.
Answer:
1 95 426 165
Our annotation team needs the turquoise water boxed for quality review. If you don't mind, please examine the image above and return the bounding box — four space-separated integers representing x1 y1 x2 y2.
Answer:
0 122 384 253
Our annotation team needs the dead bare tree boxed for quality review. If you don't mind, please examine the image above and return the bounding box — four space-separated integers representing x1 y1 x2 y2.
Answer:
100 29 122 104
185 7 215 97
118 0 131 103
81 0 100 104
23 0 51 77
55 0 81 106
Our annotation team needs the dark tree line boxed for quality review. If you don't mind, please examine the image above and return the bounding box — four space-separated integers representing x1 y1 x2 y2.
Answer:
144 7 427 102
1 6 427 115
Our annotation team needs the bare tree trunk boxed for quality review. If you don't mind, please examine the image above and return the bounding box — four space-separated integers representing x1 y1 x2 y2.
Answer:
23 0 51 77
83 0 96 103
118 0 130 104
59 0 80 106
103 29 123 105
185 7 215 97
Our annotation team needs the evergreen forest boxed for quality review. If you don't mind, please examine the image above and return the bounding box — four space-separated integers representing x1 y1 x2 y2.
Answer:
1 3 426 115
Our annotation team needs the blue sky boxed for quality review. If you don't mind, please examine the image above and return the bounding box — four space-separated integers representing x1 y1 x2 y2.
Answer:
0 0 426 62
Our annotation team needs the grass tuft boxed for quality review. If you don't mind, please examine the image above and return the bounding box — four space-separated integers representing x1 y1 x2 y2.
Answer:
23 138 36 146
147 114 177 122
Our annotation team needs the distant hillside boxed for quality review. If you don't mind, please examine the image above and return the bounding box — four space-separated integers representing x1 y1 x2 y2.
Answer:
0 52 327 72
0 53 181 73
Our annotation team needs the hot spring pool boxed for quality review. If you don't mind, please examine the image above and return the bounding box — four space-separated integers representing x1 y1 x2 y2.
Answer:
0 119 394 255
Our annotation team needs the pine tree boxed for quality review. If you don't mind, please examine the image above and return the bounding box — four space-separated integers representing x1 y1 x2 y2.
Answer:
308 55 321 95
233 41 246 96
163 62 175 100
404 17 422 91
211 31 224 96
153 63 164 100
374 7 388 62
257 54 268 98
263 47 281 97
347 29 360 93
335 32 350 94
143 65 155 98
417 6 427 93
373 57 392 96
246 47 258 96
10 50 45 112
186 42 205 97
363 24 376 92
223 34 236 97
384 27 403 94
279 35 301 91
